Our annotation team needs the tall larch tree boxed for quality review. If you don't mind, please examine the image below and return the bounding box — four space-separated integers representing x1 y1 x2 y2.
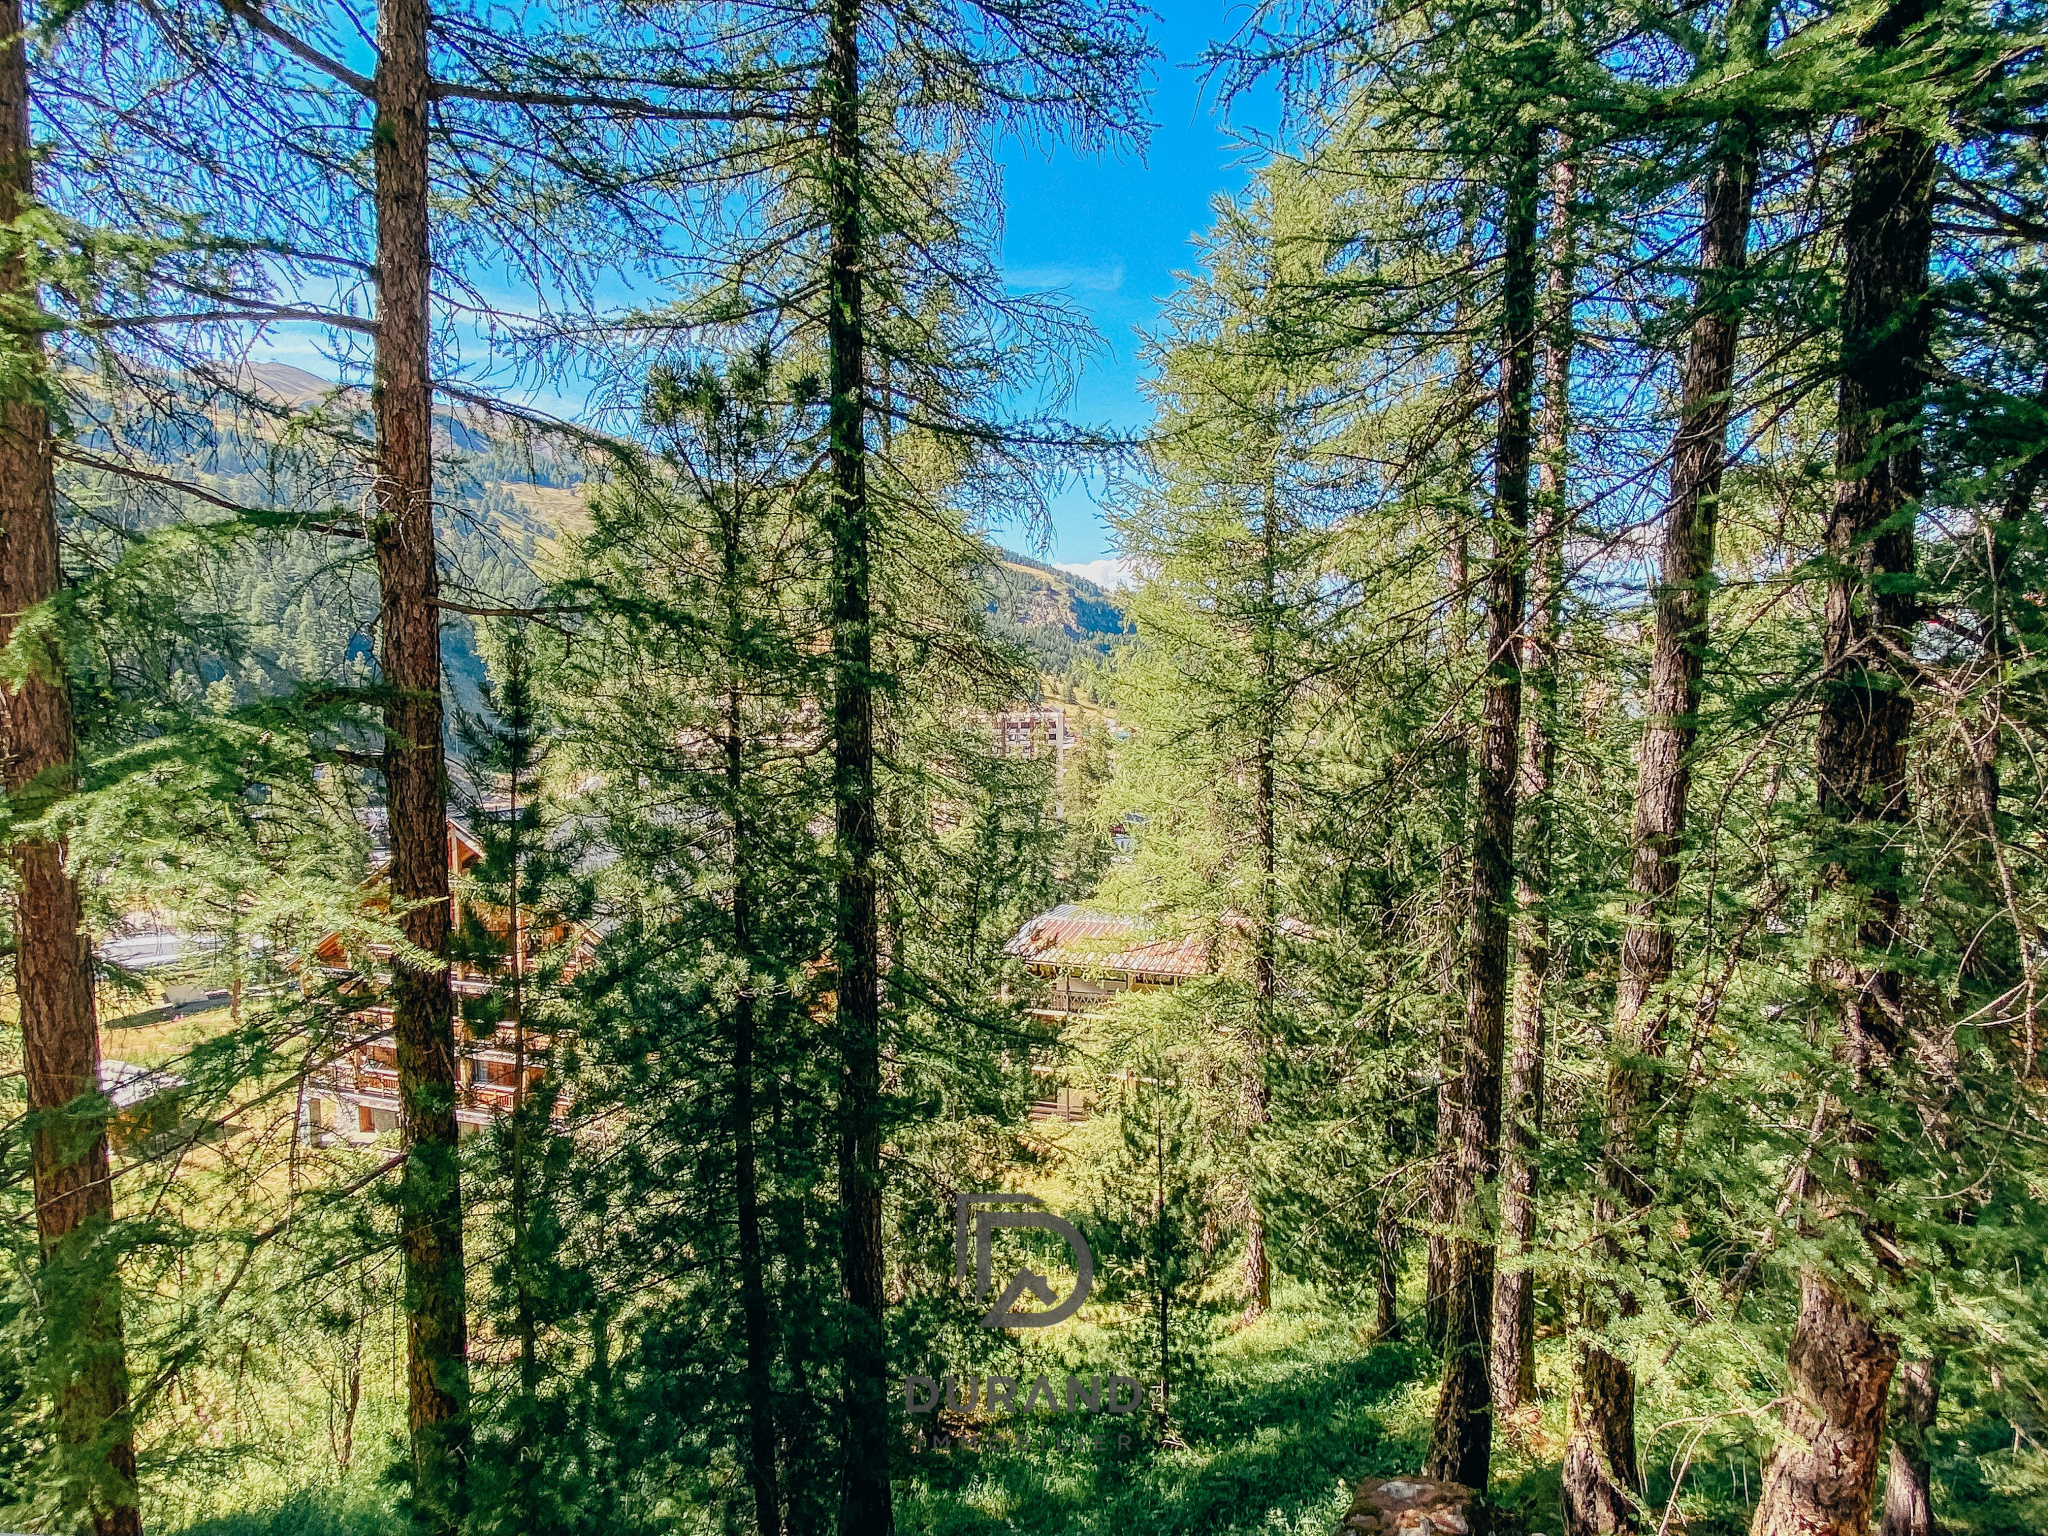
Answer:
1562 4 1771 1527
367 3 469 1524
1427 0 1545 1488
818 9 890 1528
1110 169 1347 1329
624 5 1150 1522
88 1 753 1516
1492 145 1575 1417
1747 0 1935 1528
0 6 142 1530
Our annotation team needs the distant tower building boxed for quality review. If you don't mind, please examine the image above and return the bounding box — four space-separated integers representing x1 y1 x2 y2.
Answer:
992 703 1074 761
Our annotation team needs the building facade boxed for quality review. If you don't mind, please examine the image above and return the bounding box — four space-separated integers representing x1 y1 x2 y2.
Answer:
301 816 591 1143
992 704 1075 761
1003 903 1212 1120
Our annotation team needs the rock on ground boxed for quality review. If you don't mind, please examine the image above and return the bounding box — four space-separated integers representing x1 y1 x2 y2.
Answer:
1337 1475 1476 1536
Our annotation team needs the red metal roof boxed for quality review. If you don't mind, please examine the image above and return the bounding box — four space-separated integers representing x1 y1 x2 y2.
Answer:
1003 904 1212 980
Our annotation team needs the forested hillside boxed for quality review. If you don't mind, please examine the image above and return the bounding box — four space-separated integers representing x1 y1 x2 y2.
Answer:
74 361 1125 730
981 553 1133 692
6 2 2048 1536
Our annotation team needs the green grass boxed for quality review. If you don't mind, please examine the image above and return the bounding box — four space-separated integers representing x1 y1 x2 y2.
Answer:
156 1280 2048 1536
172 1489 407 1536
896 1288 1437 1536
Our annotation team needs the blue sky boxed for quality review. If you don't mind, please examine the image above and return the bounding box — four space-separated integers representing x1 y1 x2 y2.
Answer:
243 4 1264 582
996 2 1267 576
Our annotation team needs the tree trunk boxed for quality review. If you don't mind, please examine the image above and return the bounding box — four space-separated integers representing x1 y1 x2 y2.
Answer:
728 535 781 1534
776 1118 826 1536
1428 530 1471 1355
1563 65 1763 1534
1240 1069 1270 1316
508 677 536 1463
1493 149 1574 1418
1750 1276 1901 1536
1879 1356 1941 1536
1375 1203 1403 1342
0 10 142 1529
824 3 892 1531
1243 485 1280 1321
1425 101 1542 1494
735 891 781 1536
1157 1107 1173 1415
373 2 468 1526
1749 3 1933 1529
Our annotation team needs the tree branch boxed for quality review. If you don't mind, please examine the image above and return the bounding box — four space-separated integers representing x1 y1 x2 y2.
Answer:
218 0 377 98
428 80 794 123
431 598 586 619
55 447 368 538
82 305 379 337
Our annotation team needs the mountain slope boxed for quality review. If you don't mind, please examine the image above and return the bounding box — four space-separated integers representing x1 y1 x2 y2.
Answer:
983 552 1132 680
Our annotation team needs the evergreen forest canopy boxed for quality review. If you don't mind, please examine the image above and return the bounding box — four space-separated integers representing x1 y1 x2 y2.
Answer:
4 0 2048 1534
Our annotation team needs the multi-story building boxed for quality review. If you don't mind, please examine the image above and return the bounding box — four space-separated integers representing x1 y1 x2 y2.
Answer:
301 815 594 1143
992 704 1075 761
1002 903 1212 1119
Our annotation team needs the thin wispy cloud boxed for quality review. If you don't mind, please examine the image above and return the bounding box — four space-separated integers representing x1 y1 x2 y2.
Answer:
1056 556 1139 591
1005 259 1126 294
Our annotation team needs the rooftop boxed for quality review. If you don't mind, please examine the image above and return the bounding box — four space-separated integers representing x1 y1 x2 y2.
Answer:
1003 904 1211 980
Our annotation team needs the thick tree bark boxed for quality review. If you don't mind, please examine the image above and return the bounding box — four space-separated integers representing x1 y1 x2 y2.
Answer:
372 2 468 1526
824 3 892 1531
1563 81 1762 1536
0 10 142 1529
1493 151 1574 1417
1749 3 1933 1530
1426 104 1542 1494
1879 1356 1941 1536
1751 1276 1901 1536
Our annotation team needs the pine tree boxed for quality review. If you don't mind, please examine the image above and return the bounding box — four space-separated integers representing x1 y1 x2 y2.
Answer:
1111 165 1347 1324
608 8 1152 1524
1747 0 1937 1527
1081 1056 1228 1422
1492 143 1575 1418
556 348 846 1535
452 624 591 1534
47 7 764 1518
18 0 2048 1529
366 12 472 1521
1426 0 1545 1485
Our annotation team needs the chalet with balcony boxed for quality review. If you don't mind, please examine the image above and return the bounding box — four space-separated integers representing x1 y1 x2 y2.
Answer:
301 815 596 1143
1002 904 1214 1119
1004 904 1212 1018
